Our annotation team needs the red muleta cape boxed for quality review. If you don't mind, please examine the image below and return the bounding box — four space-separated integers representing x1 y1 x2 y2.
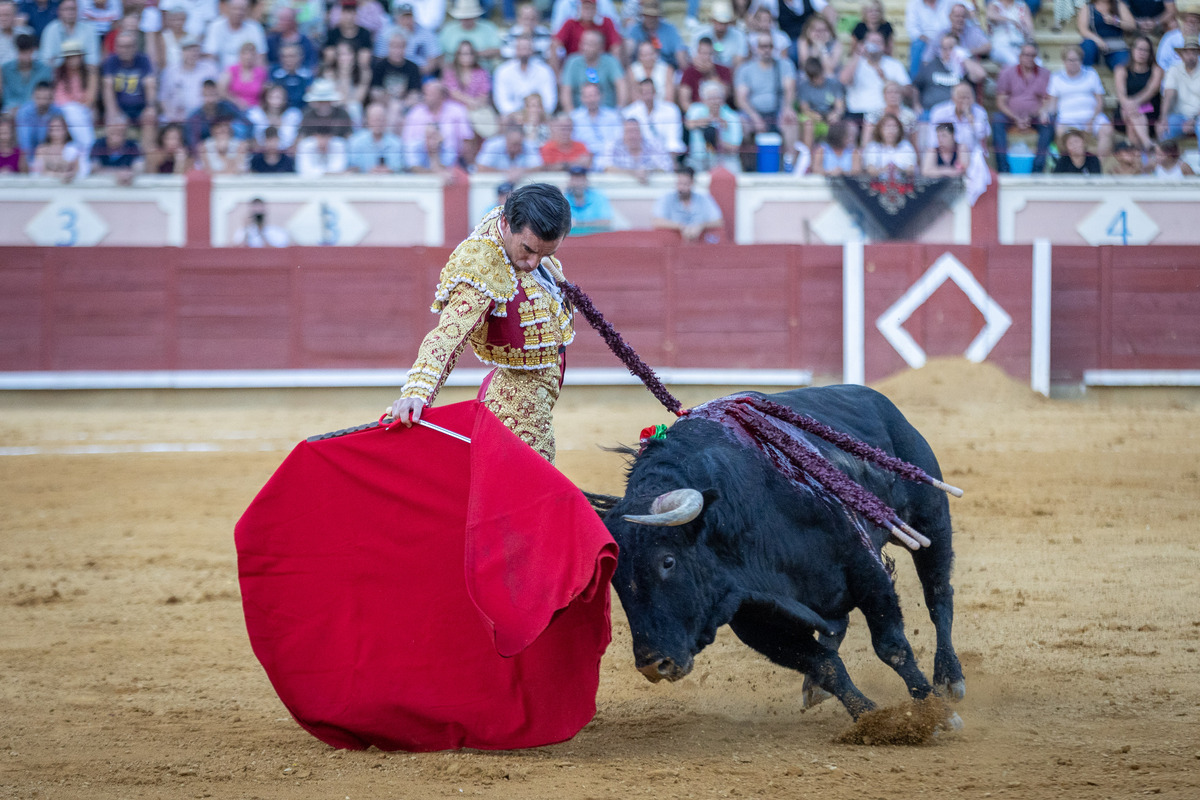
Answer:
235 400 618 751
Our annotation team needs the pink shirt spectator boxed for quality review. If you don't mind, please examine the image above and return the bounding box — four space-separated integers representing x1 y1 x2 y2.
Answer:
443 67 491 104
995 62 1050 119
227 64 268 109
402 97 473 160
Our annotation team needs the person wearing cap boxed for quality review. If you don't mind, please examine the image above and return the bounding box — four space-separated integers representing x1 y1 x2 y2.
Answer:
493 33 556 116
159 35 218 122
374 2 443 76
388 183 576 464
1158 1 1200 70
689 0 745 70
1 31 52 113
565 164 613 235
627 0 688 70
555 0 622 60
203 0 266 72
38 0 100 67
1160 35 1200 140
440 0 502 69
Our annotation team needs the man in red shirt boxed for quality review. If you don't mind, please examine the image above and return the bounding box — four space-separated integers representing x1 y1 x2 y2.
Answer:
678 36 734 111
540 112 593 170
555 0 622 58
993 42 1054 173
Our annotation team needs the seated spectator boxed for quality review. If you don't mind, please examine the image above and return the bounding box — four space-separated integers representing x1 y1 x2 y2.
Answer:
493 34 556 117
1 0 34 67
1151 136 1196 175
1160 35 1200 140
905 0 953 75
89 112 142 183
347 102 404 172
861 112 917 175
296 125 349 176
515 90 550 146
852 0 895 55
987 0 1035 68
863 80 918 147
743 6 791 62
627 0 688 71
759 0 840 44
502 3 555 64
540 112 591 170
299 76 355 138
559 28 625 111
407 123 457 172
679 35 734 111
569 80 622 154
269 43 314 111
439 0 502 70
796 56 846 151
554 0 621 59
159 5 189 70
145 121 192 173
374 2 442 77
841 31 910 125
1048 45 1115 156
186 79 251 149
926 82 990 152
596 117 674 180
100 10 158 66
1109 138 1146 172
1114 35 1163 151
1052 127 1103 172
0 111 25 171
1128 0 1176 35
795 14 843 77
652 165 723 243
248 83 303 150
30 113 86 180
1077 0 1135 71
234 197 292 248
624 76 685 156
550 0 621 34
266 6 320 71
921 120 967 175
18 0 60 43
14 79 60 153
1157 4 1199 71
324 1 374 71
683 78 743 172
160 36 219 123
564 165 613 234
370 31 423 115
993 42 1055 173
3 33 51 113
321 40 372 127
444 40 497 139
737 32 798 167
475 118 542 175
102 30 157 138
203 0 266 72
221 41 268 112
690 1 746 71
248 125 297 173
328 0 391 42
200 116 247 174
402 78 472 168
914 33 986 114
82 0 122 41
628 39 675 107
930 4 991 65
39 0 101 68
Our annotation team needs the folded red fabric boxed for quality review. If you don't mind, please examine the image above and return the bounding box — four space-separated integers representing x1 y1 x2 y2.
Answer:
236 400 617 751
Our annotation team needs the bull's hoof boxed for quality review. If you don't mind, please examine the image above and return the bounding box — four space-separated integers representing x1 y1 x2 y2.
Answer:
801 678 833 710
936 678 966 701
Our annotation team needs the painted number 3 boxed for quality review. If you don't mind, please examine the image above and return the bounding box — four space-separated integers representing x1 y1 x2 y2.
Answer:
56 208 79 247
1105 209 1130 245
320 203 339 246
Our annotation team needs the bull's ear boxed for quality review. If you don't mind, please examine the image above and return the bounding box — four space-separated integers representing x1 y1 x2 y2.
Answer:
739 592 839 638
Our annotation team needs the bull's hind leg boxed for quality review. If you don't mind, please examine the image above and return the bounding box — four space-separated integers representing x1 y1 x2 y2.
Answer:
730 612 874 720
907 508 965 700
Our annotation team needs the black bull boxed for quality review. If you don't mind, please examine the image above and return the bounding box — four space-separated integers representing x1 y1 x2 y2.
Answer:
603 385 965 720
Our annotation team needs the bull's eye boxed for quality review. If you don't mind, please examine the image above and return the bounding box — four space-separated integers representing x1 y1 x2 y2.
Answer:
661 555 675 573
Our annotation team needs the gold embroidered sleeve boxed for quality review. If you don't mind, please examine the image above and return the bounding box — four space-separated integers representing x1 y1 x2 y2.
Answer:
399 286 493 405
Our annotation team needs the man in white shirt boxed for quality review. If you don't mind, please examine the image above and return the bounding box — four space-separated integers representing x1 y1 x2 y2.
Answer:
570 81 623 155
170 0 219 40
905 0 952 75
492 34 557 116
840 30 911 120
1157 6 1200 70
1161 36 1200 140
203 0 267 71
623 76 685 155
925 82 989 152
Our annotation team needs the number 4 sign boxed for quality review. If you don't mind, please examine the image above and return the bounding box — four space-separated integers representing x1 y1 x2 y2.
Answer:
1076 198 1160 246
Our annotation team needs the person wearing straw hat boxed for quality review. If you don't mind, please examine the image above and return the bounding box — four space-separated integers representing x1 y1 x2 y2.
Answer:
299 76 354 136
1157 0 1200 69
440 0 502 68
627 0 688 70
689 0 746 70
388 183 575 463
1160 35 1200 140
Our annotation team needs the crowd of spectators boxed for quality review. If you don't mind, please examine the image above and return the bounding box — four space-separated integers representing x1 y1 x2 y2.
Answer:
0 0 1197 185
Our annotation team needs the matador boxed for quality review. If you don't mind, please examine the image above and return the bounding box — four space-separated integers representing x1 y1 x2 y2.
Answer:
388 184 575 462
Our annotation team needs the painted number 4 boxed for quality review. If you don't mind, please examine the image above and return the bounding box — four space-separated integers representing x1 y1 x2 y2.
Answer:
1105 209 1131 245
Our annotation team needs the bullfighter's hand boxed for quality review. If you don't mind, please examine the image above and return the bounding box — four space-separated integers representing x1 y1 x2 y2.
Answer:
388 397 425 427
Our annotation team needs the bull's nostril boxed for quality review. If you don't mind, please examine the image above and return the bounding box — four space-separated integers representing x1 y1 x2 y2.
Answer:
658 658 674 675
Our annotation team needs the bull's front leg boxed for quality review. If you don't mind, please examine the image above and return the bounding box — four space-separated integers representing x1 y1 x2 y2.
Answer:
855 585 935 702
801 620 847 710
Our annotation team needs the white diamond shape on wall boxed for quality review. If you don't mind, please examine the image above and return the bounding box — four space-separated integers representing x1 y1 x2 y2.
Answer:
875 252 1012 369
1076 198 1159 246
25 199 109 246
288 198 369 246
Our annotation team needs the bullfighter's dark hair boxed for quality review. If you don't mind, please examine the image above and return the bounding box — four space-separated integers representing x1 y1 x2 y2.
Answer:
503 183 571 242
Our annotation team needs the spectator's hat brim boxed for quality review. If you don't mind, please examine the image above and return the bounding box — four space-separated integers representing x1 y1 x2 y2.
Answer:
711 1 735 23
640 0 664 16
60 39 86 57
303 78 343 103
449 0 484 19
1177 0 1200 17
1175 35 1200 52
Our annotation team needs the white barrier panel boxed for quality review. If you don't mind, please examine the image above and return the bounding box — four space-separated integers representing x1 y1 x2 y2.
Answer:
0 176 186 247
210 175 445 247
998 177 1200 245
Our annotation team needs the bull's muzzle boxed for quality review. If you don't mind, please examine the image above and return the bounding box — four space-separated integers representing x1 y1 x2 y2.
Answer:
636 655 693 683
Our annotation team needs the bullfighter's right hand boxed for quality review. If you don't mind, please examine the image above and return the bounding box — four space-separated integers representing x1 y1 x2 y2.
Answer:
388 397 425 427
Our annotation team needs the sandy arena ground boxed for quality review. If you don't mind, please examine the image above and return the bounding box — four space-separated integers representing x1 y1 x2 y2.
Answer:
2 359 1198 800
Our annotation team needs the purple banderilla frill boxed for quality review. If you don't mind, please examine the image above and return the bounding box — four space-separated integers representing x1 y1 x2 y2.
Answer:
558 279 960 558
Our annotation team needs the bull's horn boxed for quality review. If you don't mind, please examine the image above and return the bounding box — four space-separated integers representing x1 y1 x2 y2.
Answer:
622 489 705 526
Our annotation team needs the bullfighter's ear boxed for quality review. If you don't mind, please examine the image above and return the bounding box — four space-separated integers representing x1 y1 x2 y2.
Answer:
739 592 839 638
